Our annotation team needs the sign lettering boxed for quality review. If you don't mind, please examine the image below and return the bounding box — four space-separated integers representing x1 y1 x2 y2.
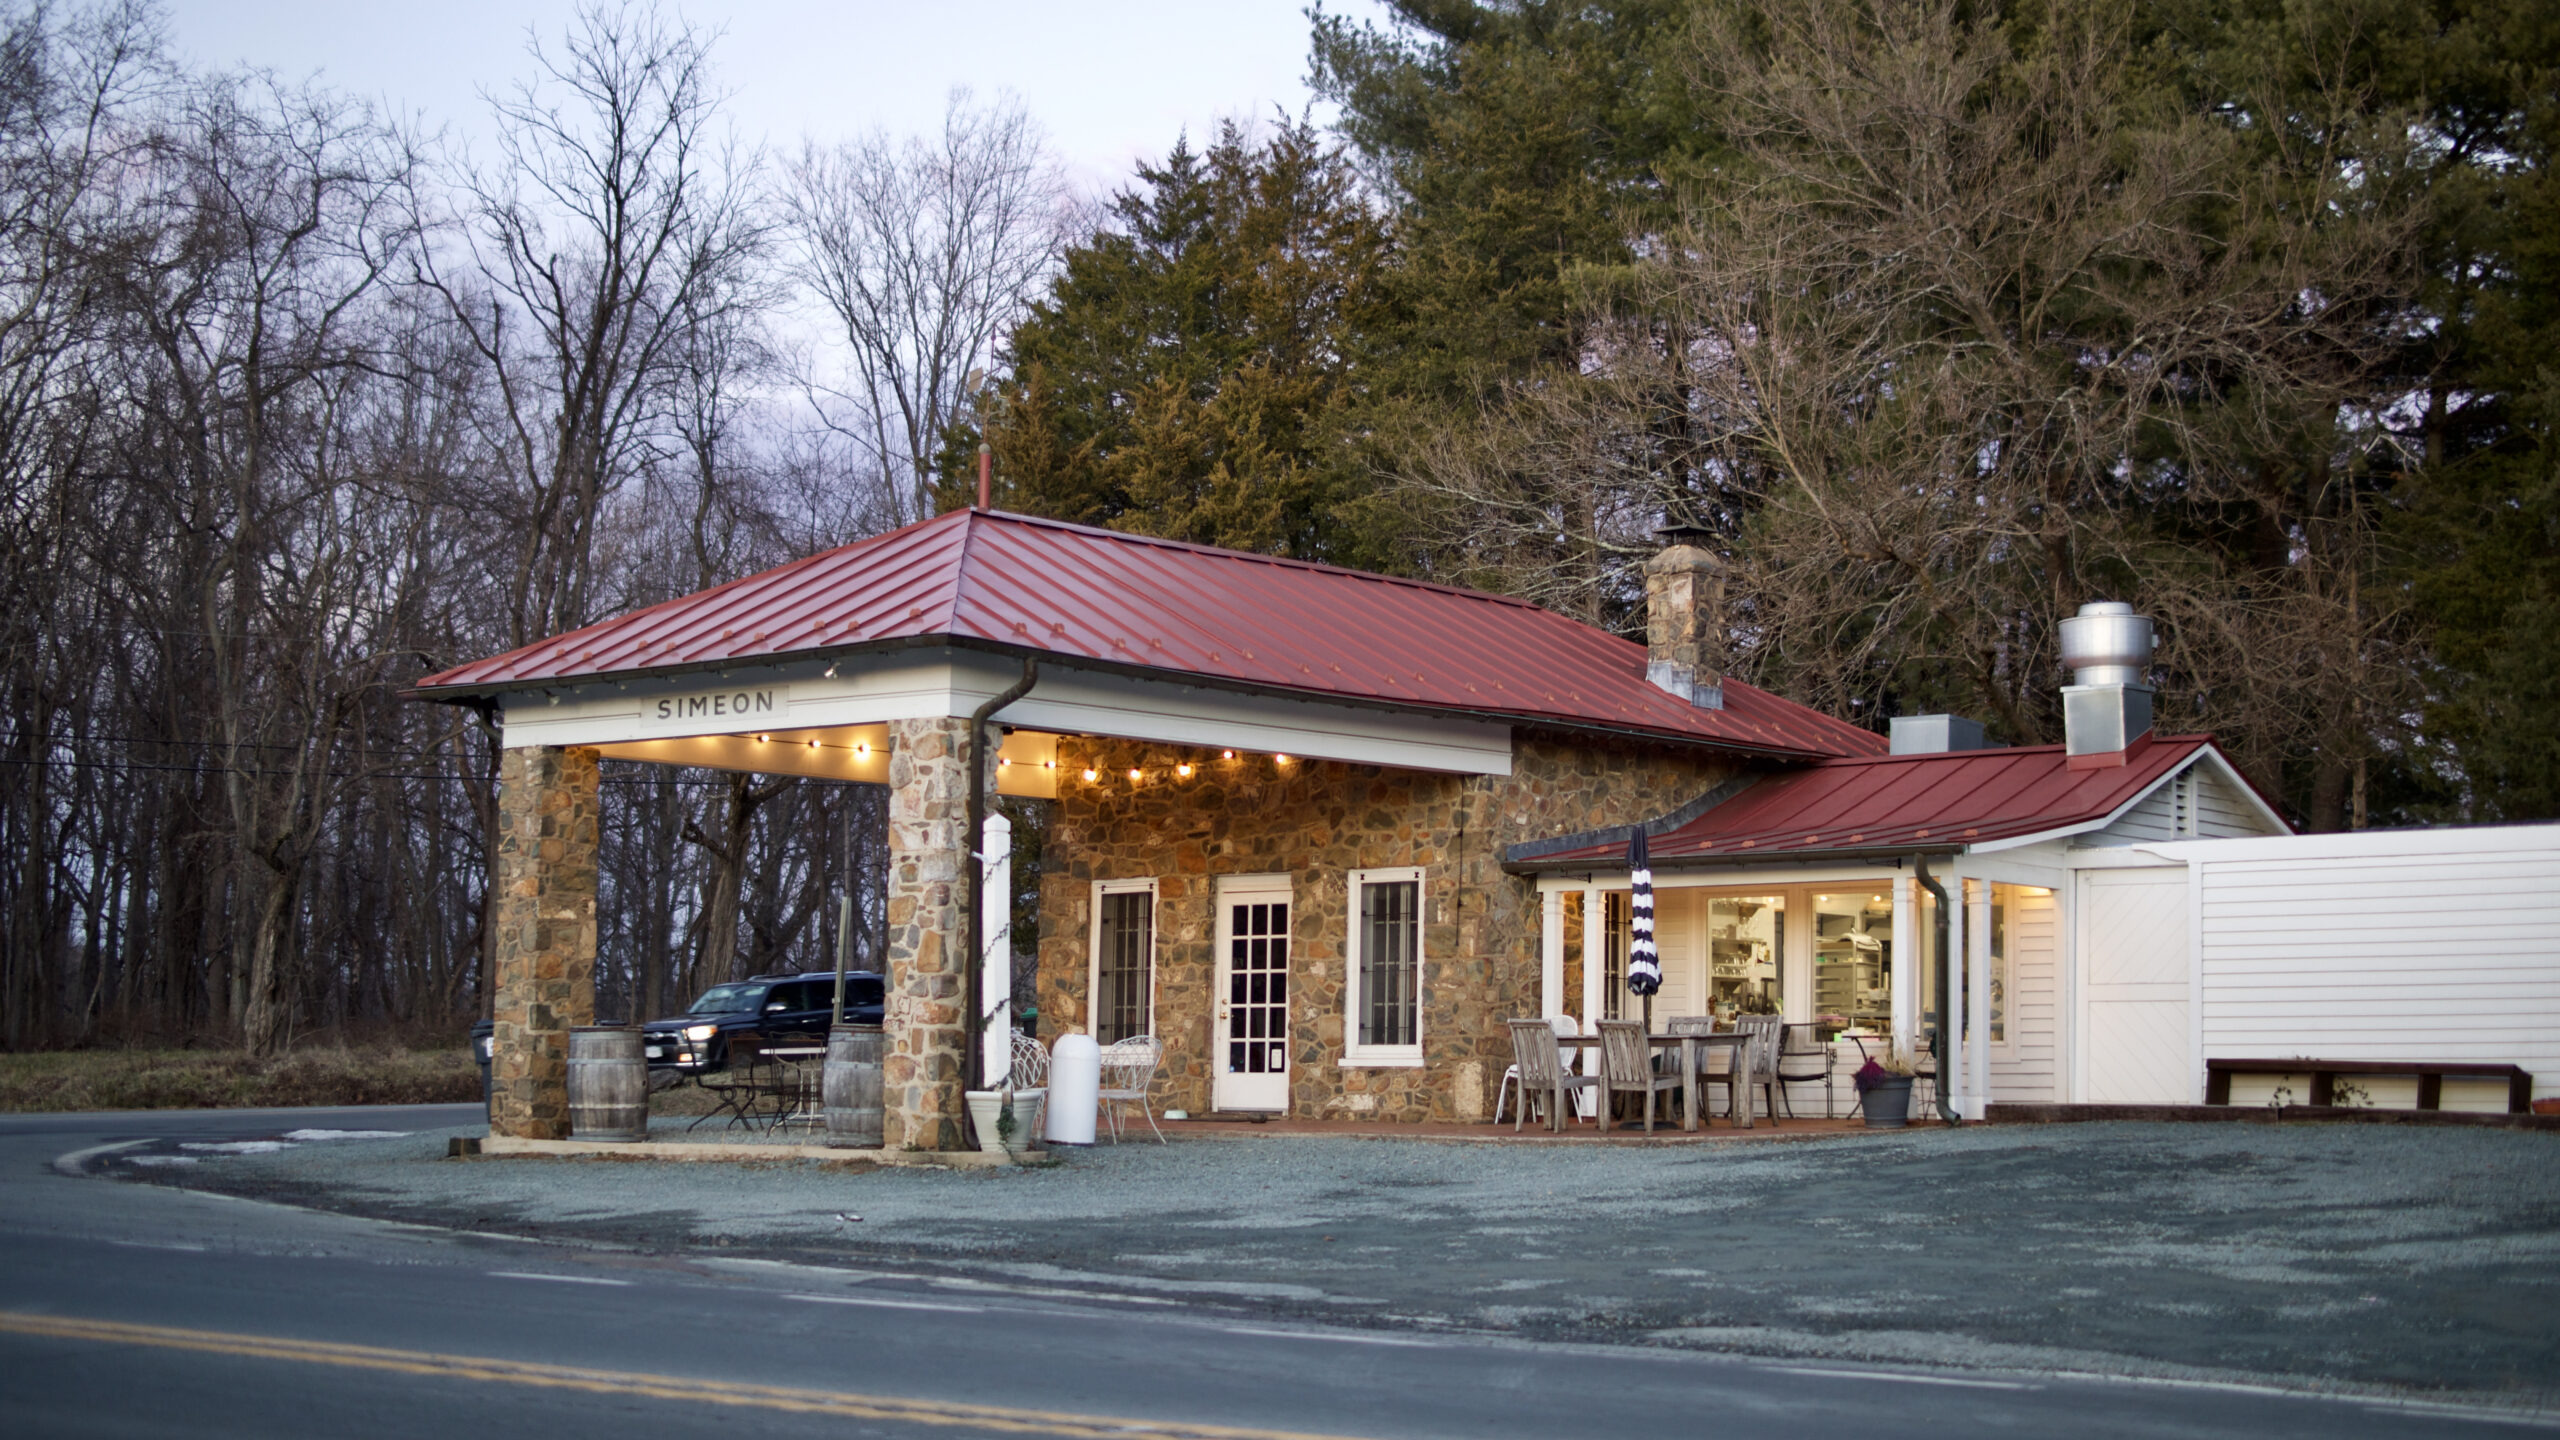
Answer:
653 688 779 722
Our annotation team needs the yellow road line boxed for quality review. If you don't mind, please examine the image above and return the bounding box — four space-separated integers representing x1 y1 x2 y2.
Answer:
0 1310 1374 1440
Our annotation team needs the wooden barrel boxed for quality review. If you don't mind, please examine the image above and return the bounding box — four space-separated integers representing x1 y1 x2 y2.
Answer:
823 1024 885 1148
567 1026 648 1142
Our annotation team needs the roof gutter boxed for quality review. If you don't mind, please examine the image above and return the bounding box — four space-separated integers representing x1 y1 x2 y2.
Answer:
1504 844 1959 877
964 656 1037 1144
405 633 1860 766
1913 853 1960 1126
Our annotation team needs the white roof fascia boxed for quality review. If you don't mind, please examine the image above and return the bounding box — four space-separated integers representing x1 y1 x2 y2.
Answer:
1532 862 1905 894
1963 744 2276 855
2134 818 2560 866
499 649 1516 776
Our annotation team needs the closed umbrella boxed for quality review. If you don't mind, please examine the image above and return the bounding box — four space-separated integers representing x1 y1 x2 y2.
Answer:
1627 825 1661 1031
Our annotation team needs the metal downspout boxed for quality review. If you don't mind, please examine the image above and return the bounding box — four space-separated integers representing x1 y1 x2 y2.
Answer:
1914 853 1960 1125
964 658 1038 1131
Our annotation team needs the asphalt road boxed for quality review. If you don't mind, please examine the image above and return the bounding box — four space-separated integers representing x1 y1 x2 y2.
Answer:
0 1106 2543 1439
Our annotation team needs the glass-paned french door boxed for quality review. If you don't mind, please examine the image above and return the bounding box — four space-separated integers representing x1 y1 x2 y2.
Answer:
1213 877 1291 1112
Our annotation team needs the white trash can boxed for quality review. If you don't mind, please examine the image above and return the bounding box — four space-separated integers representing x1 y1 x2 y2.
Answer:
1044 1034 1100 1146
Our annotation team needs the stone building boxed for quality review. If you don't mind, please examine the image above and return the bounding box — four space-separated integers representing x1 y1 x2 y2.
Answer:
420 507 2558 1138
413 507 1880 1142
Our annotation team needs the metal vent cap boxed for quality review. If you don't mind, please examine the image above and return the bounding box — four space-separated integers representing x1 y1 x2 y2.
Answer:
2058 601 2154 688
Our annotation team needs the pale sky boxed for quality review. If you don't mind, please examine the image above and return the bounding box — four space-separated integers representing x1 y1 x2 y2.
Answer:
160 1 1397 192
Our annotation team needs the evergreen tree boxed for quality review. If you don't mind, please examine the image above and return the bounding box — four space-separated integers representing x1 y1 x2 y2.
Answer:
951 120 1398 565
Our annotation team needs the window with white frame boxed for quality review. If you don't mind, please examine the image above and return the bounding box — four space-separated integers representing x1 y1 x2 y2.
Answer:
1090 879 1157 1045
1344 868 1423 1065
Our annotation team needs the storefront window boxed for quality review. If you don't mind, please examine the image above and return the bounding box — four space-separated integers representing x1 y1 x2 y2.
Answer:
1707 894 1785 1016
1811 891 1892 1030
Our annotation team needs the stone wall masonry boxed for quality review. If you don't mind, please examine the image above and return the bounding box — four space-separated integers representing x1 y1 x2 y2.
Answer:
1035 735 1738 1122
490 744 600 1140
882 715 985 1150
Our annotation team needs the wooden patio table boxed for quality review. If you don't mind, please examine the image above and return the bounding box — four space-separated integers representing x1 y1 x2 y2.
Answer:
1559 1031 1759 1131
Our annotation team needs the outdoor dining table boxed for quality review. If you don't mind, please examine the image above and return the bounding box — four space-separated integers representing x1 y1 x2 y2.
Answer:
1558 1030 1761 1131
760 1045 825 1130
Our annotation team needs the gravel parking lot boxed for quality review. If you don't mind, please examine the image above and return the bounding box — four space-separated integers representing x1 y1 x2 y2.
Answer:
118 1120 2560 1404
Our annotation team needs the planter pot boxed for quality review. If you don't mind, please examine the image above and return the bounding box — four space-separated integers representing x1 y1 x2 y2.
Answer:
965 1090 1008 1155
1003 1090 1045 1157
1860 1076 1914 1129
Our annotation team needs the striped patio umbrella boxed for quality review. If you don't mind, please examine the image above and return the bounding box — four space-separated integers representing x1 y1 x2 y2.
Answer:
1627 825 1661 1027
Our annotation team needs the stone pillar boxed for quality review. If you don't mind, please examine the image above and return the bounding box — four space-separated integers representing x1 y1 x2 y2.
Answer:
883 716 981 1150
490 744 600 1140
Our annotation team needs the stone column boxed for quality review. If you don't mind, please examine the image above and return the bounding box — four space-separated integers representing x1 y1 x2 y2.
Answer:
489 744 600 1140
883 716 981 1150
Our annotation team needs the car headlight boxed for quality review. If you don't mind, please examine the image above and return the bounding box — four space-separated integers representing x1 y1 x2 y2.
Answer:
684 1024 717 1042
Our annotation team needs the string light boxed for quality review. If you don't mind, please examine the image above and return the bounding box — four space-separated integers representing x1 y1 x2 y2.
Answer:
1081 768 1098 782
1127 768 1143 782
1175 764 1193 777
1221 750 1235 759
1274 753 1291 764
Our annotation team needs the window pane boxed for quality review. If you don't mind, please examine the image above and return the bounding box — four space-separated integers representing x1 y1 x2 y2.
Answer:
1811 890 1890 1031
1707 894 1785 1017
1359 879 1418 1048
1096 891 1154 1045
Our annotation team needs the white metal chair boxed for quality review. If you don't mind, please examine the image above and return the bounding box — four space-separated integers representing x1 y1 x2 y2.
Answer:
1006 1030 1050 1141
1097 1035 1165 1143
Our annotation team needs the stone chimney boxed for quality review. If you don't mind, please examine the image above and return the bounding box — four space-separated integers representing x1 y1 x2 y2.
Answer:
2058 601 2156 768
1644 528 1725 710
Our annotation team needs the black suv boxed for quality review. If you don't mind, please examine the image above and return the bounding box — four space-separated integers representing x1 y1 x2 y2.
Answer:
642 971 885 1074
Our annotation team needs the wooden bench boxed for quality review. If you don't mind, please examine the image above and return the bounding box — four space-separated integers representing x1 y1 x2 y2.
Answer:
2205 1058 2534 1114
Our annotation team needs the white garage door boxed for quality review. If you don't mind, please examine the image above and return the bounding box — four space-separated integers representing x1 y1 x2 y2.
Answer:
2080 868 2192 1103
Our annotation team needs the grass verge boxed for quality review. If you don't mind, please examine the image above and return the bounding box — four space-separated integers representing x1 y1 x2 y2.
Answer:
0 1046 480 1111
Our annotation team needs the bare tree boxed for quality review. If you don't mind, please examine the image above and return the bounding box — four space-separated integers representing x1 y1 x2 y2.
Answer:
784 90 1075 524
1394 0 2426 821
412 0 768 649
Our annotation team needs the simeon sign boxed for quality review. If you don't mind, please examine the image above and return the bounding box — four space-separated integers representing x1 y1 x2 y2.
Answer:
654 687 779 721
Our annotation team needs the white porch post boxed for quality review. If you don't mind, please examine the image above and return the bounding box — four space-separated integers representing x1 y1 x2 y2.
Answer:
1540 888 1565 1019
1891 875 1916 1061
1579 885 1605 1076
1944 870 1968 1119
979 811 1013 1090
1966 876 1992 1120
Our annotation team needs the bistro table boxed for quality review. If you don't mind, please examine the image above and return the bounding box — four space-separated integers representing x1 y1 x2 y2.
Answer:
1558 1030 1762 1131
761 1045 826 1131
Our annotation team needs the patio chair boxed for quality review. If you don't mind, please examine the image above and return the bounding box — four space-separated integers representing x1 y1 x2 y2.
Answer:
1494 1014 1579 1124
1007 1029 1050 1140
688 1034 770 1132
1666 1014 1724 1120
1097 1035 1165 1144
1598 1020 1683 1133
1732 1015 1786 1125
1504 1018 1600 1133
1773 1023 1835 1119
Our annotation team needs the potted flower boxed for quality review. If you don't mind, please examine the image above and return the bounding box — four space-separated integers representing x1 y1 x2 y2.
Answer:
1853 1054 1917 1128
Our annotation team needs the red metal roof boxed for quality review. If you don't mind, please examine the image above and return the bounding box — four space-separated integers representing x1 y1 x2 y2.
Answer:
1513 735 2224 867
415 508 1884 761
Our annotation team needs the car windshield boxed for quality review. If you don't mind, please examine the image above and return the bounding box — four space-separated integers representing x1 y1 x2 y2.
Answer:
686 983 763 1015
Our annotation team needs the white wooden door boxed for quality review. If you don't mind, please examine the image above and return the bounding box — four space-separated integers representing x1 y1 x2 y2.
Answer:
1213 877 1292 1112
2079 868 2193 1103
